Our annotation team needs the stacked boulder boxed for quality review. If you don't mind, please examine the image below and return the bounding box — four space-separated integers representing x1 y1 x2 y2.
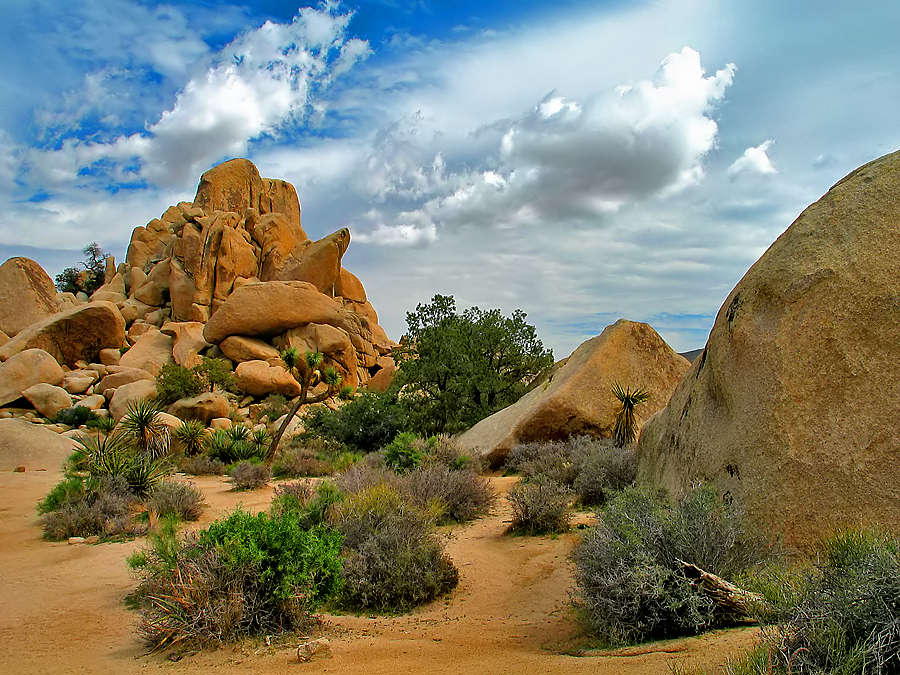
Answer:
0 158 396 431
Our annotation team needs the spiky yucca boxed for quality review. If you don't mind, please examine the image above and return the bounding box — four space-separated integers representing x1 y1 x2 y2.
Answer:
174 420 205 456
611 383 650 447
120 399 170 458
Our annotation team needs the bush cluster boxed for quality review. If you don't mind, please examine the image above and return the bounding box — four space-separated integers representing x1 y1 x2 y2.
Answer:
53 405 98 427
272 437 357 478
229 461 271 490
303 390 408 453
41 475 145 540
506 478 572 534
506 436 637 506
204 426 268 464
572 484 769 646
176 454 226 476
155 358 238 406
129 511 342 649
147 480 205 521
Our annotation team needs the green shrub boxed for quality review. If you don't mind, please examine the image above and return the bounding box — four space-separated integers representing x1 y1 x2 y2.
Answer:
383 431 425 473
303 390 407 453
572 484 770 646
155 363 205 406
148 480 205 521
176 454 226 476
38 475 87 514
271 480 342 529
229 461 270 490
54 405 97 427
87 414 117 434
272 437 349 477
572 444 637 505
69 431 170 496
119 399 170 458
54 242 108 295
173 419 205 456
204 428 261 464
332 484 458 612
194 357 235 393
41 476 145 540
130 509 343 648
506 478 572 535
260 394 289 422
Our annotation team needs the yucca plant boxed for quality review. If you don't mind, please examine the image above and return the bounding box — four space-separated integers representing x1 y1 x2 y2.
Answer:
226 424 251 444
250 428 271 455
69 431 169 496
204 429 233 462
173 420 205 456
611 383 650 447
120 399 170 458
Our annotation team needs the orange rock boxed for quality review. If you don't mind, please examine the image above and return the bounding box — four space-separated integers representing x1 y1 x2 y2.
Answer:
0 257 59 337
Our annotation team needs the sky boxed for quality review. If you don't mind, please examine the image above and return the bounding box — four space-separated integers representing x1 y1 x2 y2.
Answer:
1 0 898 357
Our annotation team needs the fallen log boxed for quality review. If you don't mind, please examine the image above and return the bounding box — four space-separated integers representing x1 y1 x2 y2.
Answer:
676 559 766 619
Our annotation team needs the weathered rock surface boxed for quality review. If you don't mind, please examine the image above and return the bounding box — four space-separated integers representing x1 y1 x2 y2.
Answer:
119 329 174 376
0 418 76 470
62 369 99 394
22 384 72 419
234 360 302 397
220 335 282 364
161 321 209 368
0 257 59 337
638 150 900 549
0 301 125 366
0 349 65 407
96 367 154 393
168 392 229 423
109 379 158 420
457 320 690 466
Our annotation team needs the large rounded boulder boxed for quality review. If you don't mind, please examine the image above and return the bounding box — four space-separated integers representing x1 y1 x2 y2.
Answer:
637 150 900 549
0 257 59 337
457 319 690 466
0 349 65 407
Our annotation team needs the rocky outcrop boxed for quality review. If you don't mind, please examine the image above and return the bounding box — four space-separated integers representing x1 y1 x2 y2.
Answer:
234 360 302 397
0 349 65 407
109 379 157 420
457 320 691 466
96 367 154 393
22 384 72 419
168 392 229 424
0 301 125 366
161 321 208 368
637 150 900 549
119 329 173 376
0 257 59 337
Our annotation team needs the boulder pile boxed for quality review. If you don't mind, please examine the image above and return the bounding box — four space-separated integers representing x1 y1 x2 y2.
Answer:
0 158 396 432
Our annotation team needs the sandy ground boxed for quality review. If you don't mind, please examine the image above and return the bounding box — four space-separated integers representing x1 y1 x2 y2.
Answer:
0 438 758 674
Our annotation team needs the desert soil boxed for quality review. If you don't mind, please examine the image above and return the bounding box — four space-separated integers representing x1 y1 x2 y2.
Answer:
0 438 758 674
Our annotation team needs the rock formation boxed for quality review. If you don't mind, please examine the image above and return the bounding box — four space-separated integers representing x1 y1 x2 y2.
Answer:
638 150 900 549
457 319 691 466
0 257 59 337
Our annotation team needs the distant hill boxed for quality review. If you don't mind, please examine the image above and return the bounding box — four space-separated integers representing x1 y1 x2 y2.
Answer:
678 348 704 363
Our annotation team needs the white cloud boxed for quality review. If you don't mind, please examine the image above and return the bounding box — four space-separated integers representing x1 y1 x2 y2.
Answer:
352 221 437 247
727 139 777 177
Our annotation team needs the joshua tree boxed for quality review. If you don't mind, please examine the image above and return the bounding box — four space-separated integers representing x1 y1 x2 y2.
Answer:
612 383 650 447
264 348 342 465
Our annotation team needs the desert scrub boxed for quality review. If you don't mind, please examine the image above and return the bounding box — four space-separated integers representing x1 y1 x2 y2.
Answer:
176 454 226 476
229 461 271 490
172 419 205 456
332 484 458 612
147 480 205 521
260 393 289 422
272 437 349 477
506 478 572 534
204 427 260 464
399 464 495 524
53 405 97 427
154 363 205 405
572 484 770 646
571 443 637 505
382 431 426 472
270 480 342 528
129 509 343 649
303 389 408 453
41 476 145 540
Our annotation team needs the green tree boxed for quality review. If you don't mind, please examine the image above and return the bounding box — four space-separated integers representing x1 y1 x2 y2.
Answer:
55 241 110 295
395 295 553 435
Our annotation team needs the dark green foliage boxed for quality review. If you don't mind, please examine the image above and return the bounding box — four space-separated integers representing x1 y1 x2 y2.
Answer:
395 294 553 434
204 428 261 464
303 389 407 453
147 480 205 521
54 241 109 295
332 484 458 612
173 419 205 456
69 431 171 496
154 363 205 405
194 357 236 393
611 383 650 447
572 484 769 646
383 431 425 473
54 405 97 427
176 454 226 476
40 476 145 540
119 399 170 458
87 414 117 434
229 461 271 490
130 509 343 649
506 478 572 534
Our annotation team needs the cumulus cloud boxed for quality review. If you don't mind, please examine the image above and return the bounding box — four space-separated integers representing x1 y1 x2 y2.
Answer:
727 140 777 177
20 5 370 191
352 46 735 243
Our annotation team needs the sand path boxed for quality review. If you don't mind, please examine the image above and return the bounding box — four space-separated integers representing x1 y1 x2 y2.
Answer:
0 440 756 674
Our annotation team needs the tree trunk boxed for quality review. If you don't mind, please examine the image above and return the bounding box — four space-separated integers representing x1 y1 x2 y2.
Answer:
265 376 309 466
677 559 766 619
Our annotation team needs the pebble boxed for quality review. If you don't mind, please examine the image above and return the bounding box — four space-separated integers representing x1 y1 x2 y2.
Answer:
67 537 86 545
14 466 25 472
297 638 331 662
84 535 100 544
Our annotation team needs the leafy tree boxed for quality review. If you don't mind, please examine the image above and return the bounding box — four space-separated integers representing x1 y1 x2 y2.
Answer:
55 241 110 295
395 294 553 434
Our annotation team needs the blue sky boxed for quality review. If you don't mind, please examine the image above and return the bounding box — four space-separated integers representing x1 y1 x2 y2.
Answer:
1 1 898 356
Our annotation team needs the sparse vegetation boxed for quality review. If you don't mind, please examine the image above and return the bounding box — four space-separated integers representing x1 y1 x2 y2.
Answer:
176 454 226 476
54 241 109 295
572 484 770 646
229 461 271 490
53 405 98 427
506 477 572 534
41 475 145 540
147 480 204 521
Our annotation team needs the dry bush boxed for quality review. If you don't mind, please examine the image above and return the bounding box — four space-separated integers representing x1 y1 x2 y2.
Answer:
272 445 333 478
399 465 495 523
506 478 572 535
148 480 205 521
41 477 145 540
335 455 396 495
177 454 226 476
229 462 271 490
